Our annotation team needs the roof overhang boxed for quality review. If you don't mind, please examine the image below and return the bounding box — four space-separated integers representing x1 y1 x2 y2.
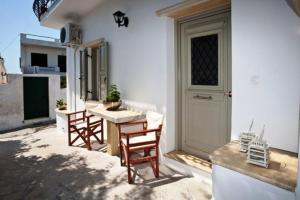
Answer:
20 34 64 49
286 0 300 17
40 0 106 29
156 0 231 19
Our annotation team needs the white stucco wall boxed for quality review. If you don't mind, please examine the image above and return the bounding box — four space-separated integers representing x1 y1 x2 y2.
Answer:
297 113 300 199
212 165 296 200
66 0 182 154
231 0 300 152
21 45 66 67
0 74 66 132
65 0 300 154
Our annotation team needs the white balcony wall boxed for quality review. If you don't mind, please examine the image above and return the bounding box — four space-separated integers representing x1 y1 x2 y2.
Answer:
21 45 66 68
231 0 300 152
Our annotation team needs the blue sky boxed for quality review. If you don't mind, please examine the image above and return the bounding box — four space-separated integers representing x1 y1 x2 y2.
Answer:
0 0 59 73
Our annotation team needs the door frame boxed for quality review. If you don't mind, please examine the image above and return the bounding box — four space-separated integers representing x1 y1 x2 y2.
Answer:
175 8 232 151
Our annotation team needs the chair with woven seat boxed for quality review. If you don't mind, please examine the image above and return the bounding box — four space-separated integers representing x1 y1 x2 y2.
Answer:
67 110 104 150
118 111 163 183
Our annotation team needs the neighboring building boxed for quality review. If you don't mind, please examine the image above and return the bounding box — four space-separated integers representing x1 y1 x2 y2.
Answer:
0 74 65 132
20 33 66 75
0 34 67 132
0 56 7 84
33 0 300 199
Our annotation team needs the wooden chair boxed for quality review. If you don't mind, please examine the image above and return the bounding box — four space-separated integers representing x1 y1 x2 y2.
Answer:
67 110 104 150
118 111 163 183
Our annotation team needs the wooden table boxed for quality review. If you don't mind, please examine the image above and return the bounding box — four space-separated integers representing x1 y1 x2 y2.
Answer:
88 104 144 156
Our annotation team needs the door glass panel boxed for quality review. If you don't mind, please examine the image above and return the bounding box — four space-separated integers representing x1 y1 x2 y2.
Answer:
191 34 218 86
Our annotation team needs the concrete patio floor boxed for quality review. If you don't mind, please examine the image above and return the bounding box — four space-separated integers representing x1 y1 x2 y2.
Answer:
0 124 212 200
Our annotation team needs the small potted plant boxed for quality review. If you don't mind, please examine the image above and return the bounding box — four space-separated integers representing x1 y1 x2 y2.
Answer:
103 85 122 111
56 98 67 110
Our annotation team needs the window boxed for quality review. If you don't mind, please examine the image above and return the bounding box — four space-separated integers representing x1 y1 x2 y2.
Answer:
58 55 66 72
60 76 67 89
191 34 218 86
31 53 47 67
80 42 108 101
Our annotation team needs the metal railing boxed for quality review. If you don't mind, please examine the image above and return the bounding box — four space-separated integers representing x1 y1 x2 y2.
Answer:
22 66 61 74
33 0 58 21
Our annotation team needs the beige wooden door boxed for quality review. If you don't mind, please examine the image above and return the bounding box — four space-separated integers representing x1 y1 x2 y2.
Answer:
180 13 231 159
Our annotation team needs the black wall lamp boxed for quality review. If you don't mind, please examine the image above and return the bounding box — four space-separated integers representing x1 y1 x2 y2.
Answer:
113 11 129 27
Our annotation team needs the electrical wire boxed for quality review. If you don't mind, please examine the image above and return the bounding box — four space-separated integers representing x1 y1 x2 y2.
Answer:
0 34 20 53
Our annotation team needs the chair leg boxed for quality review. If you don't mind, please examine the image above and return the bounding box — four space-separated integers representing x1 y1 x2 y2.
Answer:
68 117 71 146
68 131 71 146
87 129 92 150
92 131 103 144
155 146 159 178
90 123 104 144
101 121 104 143
127 161 132 184
120 143 124 166
155 157 159 178
124 146 132 184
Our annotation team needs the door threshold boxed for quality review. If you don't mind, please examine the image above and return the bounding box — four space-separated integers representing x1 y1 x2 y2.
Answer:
164 150 212 174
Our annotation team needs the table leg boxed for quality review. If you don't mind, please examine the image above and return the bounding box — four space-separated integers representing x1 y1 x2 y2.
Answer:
107 121 120 156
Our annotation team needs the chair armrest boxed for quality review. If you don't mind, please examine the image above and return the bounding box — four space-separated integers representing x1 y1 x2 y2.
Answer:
66 110 86 116
86 115 103 125
119 119 147 127
121 128 161 137
67 110 86 124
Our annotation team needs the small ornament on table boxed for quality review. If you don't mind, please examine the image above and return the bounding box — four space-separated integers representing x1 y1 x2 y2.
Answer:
247 125 270 168
239 120 256 152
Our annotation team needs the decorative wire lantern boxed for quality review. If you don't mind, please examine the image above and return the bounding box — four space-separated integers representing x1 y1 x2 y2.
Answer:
239 120 256 152
247 125 270 168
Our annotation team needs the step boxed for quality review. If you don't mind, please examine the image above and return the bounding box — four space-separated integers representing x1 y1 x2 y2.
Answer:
163 150 212 185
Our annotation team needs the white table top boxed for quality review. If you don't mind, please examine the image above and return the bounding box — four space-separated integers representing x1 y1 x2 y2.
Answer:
88 104 144 124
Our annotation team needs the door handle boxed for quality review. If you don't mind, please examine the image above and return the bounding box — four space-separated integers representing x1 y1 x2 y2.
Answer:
224 91 232 98
193 95 213 100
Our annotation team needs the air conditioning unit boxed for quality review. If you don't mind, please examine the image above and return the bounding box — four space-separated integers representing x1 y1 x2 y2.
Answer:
60 23 82 46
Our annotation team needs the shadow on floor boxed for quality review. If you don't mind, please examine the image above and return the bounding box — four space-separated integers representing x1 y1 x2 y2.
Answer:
0 138 192 200
0 139 110 199
0 121 56 135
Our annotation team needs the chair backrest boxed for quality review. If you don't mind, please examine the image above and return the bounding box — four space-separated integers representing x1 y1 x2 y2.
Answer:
146 111 164 130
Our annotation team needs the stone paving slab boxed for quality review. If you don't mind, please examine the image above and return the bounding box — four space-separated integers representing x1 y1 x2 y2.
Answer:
0 124 212 200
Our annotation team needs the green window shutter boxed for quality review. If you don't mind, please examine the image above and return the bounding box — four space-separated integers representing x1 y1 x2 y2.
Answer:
80 51 84 99
98 42 109 100
80 49 89 101
84 49 89 101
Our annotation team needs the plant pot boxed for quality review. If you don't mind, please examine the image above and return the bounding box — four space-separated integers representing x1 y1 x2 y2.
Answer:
58 105 67 110
103 100 122 111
